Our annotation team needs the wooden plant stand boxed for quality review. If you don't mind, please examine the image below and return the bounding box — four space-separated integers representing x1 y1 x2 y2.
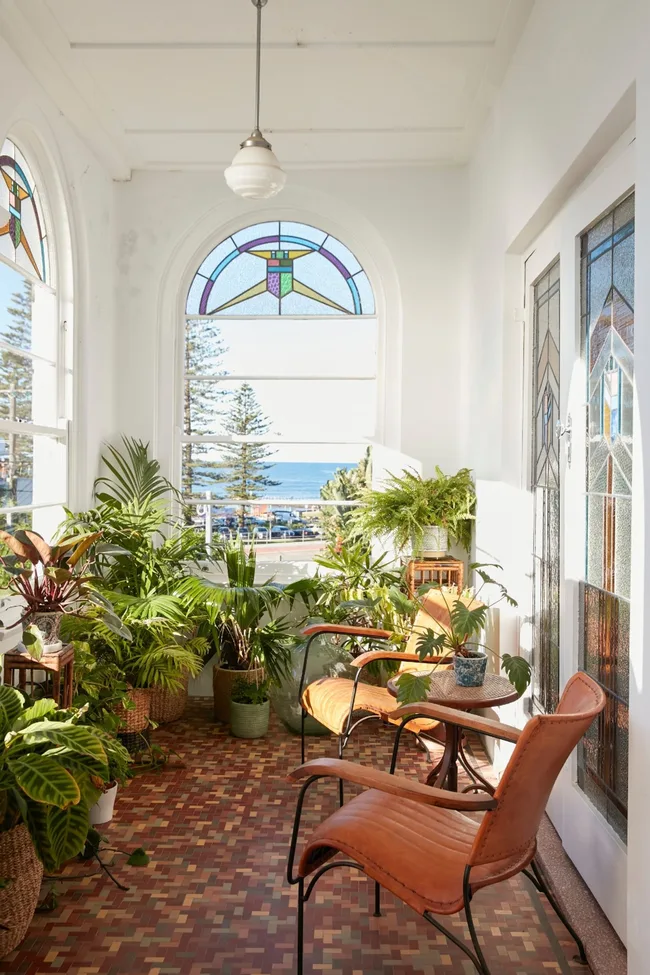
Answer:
3 644 75 707
405 557 465 598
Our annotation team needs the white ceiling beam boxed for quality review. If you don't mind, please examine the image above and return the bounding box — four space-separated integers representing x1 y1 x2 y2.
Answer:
0 0 132 180
71 40 495 51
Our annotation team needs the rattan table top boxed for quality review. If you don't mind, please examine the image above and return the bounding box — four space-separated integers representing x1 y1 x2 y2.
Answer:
387 669 520 710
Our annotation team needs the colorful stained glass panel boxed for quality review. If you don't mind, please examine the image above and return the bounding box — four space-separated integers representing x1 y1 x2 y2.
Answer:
186 221 375 316
531 260 561 715
0 139 48 283
578 193 634 842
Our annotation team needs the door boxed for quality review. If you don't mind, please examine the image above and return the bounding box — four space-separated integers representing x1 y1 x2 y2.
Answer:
522 145 634 942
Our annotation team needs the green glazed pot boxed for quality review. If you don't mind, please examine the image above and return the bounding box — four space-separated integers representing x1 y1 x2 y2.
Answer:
230 699 270 739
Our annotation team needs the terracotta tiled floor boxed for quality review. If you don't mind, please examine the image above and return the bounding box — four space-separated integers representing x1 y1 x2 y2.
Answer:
1 699 591 975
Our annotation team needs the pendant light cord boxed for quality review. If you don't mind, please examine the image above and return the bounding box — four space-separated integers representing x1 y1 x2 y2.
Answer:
255 0 263 132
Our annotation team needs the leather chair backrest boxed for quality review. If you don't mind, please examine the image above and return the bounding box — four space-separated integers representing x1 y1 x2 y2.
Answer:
469 672 606 867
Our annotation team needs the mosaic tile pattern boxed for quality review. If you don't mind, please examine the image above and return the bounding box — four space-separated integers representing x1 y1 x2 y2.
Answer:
0 699 590 975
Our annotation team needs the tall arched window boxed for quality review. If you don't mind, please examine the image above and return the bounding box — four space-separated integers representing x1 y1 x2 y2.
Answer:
184 220 377 552
0 137 68 537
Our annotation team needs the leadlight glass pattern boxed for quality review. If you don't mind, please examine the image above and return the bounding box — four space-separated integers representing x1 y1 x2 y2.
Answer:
578 193 634 842
531 260 560 714
186 221 375 316
0 139 48 283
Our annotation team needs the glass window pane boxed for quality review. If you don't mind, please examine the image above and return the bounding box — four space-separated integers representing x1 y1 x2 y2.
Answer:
185 378 376 442
185 319 377 378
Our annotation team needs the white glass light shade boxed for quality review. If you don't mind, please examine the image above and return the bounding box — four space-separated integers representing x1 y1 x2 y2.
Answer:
224 143 286 200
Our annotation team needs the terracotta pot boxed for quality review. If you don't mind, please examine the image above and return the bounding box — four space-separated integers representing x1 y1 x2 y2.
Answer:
0 824 43 959
89 783 118 826
213 666 264 723
150 676 189 724
113 687 151 733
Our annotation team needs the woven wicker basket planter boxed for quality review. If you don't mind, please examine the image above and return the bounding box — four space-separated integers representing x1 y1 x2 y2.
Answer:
213 666 264 723
114 687 151 733
230 699 270 738
149 677 189 725
0 824 43 959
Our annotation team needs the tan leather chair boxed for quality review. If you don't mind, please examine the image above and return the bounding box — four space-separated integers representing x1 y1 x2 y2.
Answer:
287 671 605 975
299 588 475 769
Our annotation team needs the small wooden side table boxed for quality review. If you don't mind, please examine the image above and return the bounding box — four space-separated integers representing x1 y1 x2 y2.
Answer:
387 670 519 792
405 557 464 598
4 644 75 708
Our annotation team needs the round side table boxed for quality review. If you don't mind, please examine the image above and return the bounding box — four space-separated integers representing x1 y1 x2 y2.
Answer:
387 670 519 792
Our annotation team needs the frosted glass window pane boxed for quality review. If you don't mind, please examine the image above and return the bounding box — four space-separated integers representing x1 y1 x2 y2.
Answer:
185 379 376 441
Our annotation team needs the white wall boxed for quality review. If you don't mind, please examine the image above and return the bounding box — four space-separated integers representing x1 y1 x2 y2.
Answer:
114 165 467 481
463 0 648 961
0 34 119 511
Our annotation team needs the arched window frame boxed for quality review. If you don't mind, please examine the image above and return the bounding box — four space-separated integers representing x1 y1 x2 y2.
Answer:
181 217 383 546
0 130 72 539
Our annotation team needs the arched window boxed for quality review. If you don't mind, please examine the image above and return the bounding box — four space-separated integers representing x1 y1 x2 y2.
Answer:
184 220 377 552
0 137 68 536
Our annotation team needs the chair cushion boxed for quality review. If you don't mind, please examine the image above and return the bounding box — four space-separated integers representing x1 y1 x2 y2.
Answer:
302 677 442 736
298 789 534 915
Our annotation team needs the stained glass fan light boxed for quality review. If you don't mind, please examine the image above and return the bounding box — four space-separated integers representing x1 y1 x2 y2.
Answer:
0 139 48 283
187 221 375 317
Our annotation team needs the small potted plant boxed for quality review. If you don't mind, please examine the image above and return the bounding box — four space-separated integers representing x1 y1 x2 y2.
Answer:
394 564 532 704
0 528 125 653
354 467 476 556
230 676 272 738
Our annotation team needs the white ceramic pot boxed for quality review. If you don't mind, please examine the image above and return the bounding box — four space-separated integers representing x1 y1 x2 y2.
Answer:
412 526 449 557
89 784 118 825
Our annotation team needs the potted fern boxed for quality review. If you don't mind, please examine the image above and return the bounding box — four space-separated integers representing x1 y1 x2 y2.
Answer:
354 467 476 556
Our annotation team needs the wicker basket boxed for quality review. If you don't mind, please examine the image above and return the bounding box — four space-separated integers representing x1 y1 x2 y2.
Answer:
114 687 151 733
213 666 265 723
149 677 189 725
0 824 43 959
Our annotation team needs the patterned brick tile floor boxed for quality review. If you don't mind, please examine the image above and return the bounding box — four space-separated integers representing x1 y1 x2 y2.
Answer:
0 700 591 975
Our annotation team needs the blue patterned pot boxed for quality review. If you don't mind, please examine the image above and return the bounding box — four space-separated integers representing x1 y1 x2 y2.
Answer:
453 652 488 687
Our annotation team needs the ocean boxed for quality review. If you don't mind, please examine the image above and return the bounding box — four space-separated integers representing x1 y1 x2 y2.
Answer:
194 461 356 500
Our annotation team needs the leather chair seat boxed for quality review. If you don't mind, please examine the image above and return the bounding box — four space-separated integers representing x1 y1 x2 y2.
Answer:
301 676 443 737
298 788 534 915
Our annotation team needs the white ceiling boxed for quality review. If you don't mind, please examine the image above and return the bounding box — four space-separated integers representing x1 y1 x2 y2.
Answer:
3 0 535 178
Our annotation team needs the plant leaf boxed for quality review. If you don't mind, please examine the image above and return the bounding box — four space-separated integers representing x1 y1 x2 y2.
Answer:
127 847 150 867
393 671 432 706
8 753 81 808
0 529 40 563
23 531 53 565
0 685 24 737
13 698 57 729
20 724 108 766
47 802 91 867
501 654 532 696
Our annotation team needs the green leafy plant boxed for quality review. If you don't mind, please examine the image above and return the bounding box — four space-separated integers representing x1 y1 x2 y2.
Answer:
231 677 271 705
201 538 294 684
318 448 371 547
0 686 124 871
353 467 476 552
394 563 532 704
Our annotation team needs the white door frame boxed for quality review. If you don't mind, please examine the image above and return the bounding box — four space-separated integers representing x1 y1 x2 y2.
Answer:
520 141 634 942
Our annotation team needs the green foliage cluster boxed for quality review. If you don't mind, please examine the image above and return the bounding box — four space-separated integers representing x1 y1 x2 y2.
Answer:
231 677 271 705
394 564 532 705
353 467 476 552
0 686 130 871
318 448 371 547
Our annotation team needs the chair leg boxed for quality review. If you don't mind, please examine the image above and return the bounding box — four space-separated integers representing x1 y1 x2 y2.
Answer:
337 737 344 807
373 880 381 917
297 877 305 975
463 869 492 975
301 709 306 765
528 860 588 965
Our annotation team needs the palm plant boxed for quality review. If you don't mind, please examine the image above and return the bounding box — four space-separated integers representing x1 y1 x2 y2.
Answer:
200 539 294 684
353 466 476 552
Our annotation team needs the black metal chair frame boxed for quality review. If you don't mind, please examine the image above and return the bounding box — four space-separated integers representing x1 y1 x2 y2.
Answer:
287 709 589 975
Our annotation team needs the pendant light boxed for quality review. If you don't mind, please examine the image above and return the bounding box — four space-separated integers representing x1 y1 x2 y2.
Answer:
225 0 286 200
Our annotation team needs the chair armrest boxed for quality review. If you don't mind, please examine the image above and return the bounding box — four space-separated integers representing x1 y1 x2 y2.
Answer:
288 758 497 811
388 702 522 743
302 623 393 640
352 650 445 668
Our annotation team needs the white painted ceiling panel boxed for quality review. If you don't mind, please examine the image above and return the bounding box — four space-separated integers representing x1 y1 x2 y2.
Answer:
4 0 536 174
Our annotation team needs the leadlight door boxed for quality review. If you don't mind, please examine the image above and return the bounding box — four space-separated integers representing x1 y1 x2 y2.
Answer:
578 193 634 843
531 261 561 714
